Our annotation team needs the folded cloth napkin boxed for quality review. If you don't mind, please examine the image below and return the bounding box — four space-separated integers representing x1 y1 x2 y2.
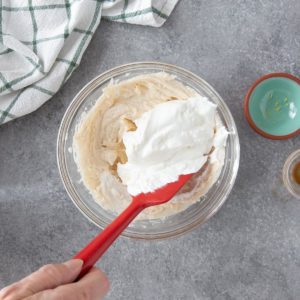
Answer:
0 0 178 124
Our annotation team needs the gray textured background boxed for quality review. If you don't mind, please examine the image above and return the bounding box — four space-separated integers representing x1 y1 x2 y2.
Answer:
1 1 300 299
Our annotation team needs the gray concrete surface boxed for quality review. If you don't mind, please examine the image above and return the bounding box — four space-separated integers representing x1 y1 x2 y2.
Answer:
1 1 300 299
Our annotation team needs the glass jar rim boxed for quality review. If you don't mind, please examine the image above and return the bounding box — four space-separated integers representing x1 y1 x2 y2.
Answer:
282 149 300 199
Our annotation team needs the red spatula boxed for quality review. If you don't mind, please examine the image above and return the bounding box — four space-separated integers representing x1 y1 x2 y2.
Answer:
74 173 194 279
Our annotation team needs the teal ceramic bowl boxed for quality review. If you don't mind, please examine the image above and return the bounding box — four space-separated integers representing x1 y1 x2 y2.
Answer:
245 73 300 139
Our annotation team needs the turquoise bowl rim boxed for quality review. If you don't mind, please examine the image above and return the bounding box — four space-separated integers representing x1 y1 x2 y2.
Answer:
244 73 300 140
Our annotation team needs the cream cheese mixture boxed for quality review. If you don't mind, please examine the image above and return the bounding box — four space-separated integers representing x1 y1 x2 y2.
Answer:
73 73 228 219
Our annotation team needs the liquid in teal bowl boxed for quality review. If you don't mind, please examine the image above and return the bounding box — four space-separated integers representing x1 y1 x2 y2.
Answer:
249 76 300 137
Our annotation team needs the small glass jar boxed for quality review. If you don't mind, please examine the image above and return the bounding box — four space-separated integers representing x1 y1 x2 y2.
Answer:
282 149 300 199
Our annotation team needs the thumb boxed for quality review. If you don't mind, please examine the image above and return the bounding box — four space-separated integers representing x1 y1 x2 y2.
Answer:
24 259 84 290
0 260 83 300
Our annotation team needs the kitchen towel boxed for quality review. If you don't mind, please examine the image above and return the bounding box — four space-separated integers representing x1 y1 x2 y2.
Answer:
0 0 178 124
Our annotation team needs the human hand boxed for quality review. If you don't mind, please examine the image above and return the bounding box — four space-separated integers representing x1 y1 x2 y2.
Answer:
0 259 109 300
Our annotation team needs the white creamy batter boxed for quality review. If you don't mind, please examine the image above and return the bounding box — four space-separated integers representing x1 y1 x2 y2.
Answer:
73 73 228 219
118 97 227 196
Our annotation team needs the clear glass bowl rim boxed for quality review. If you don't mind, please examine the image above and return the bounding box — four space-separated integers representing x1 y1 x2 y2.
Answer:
57 61 240 240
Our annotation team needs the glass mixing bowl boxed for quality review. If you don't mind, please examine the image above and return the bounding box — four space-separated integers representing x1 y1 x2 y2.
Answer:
57 62 240 240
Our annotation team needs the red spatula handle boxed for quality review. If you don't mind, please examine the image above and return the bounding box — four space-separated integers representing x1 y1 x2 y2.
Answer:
74 198 144 279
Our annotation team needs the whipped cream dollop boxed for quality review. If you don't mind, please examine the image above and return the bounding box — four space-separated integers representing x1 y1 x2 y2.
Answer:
117 96 228 196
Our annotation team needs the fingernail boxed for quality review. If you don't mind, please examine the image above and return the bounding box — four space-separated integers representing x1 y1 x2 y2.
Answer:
63 259 83 271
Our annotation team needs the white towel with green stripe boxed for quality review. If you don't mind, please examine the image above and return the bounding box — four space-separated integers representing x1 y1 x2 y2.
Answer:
0 0 178 124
